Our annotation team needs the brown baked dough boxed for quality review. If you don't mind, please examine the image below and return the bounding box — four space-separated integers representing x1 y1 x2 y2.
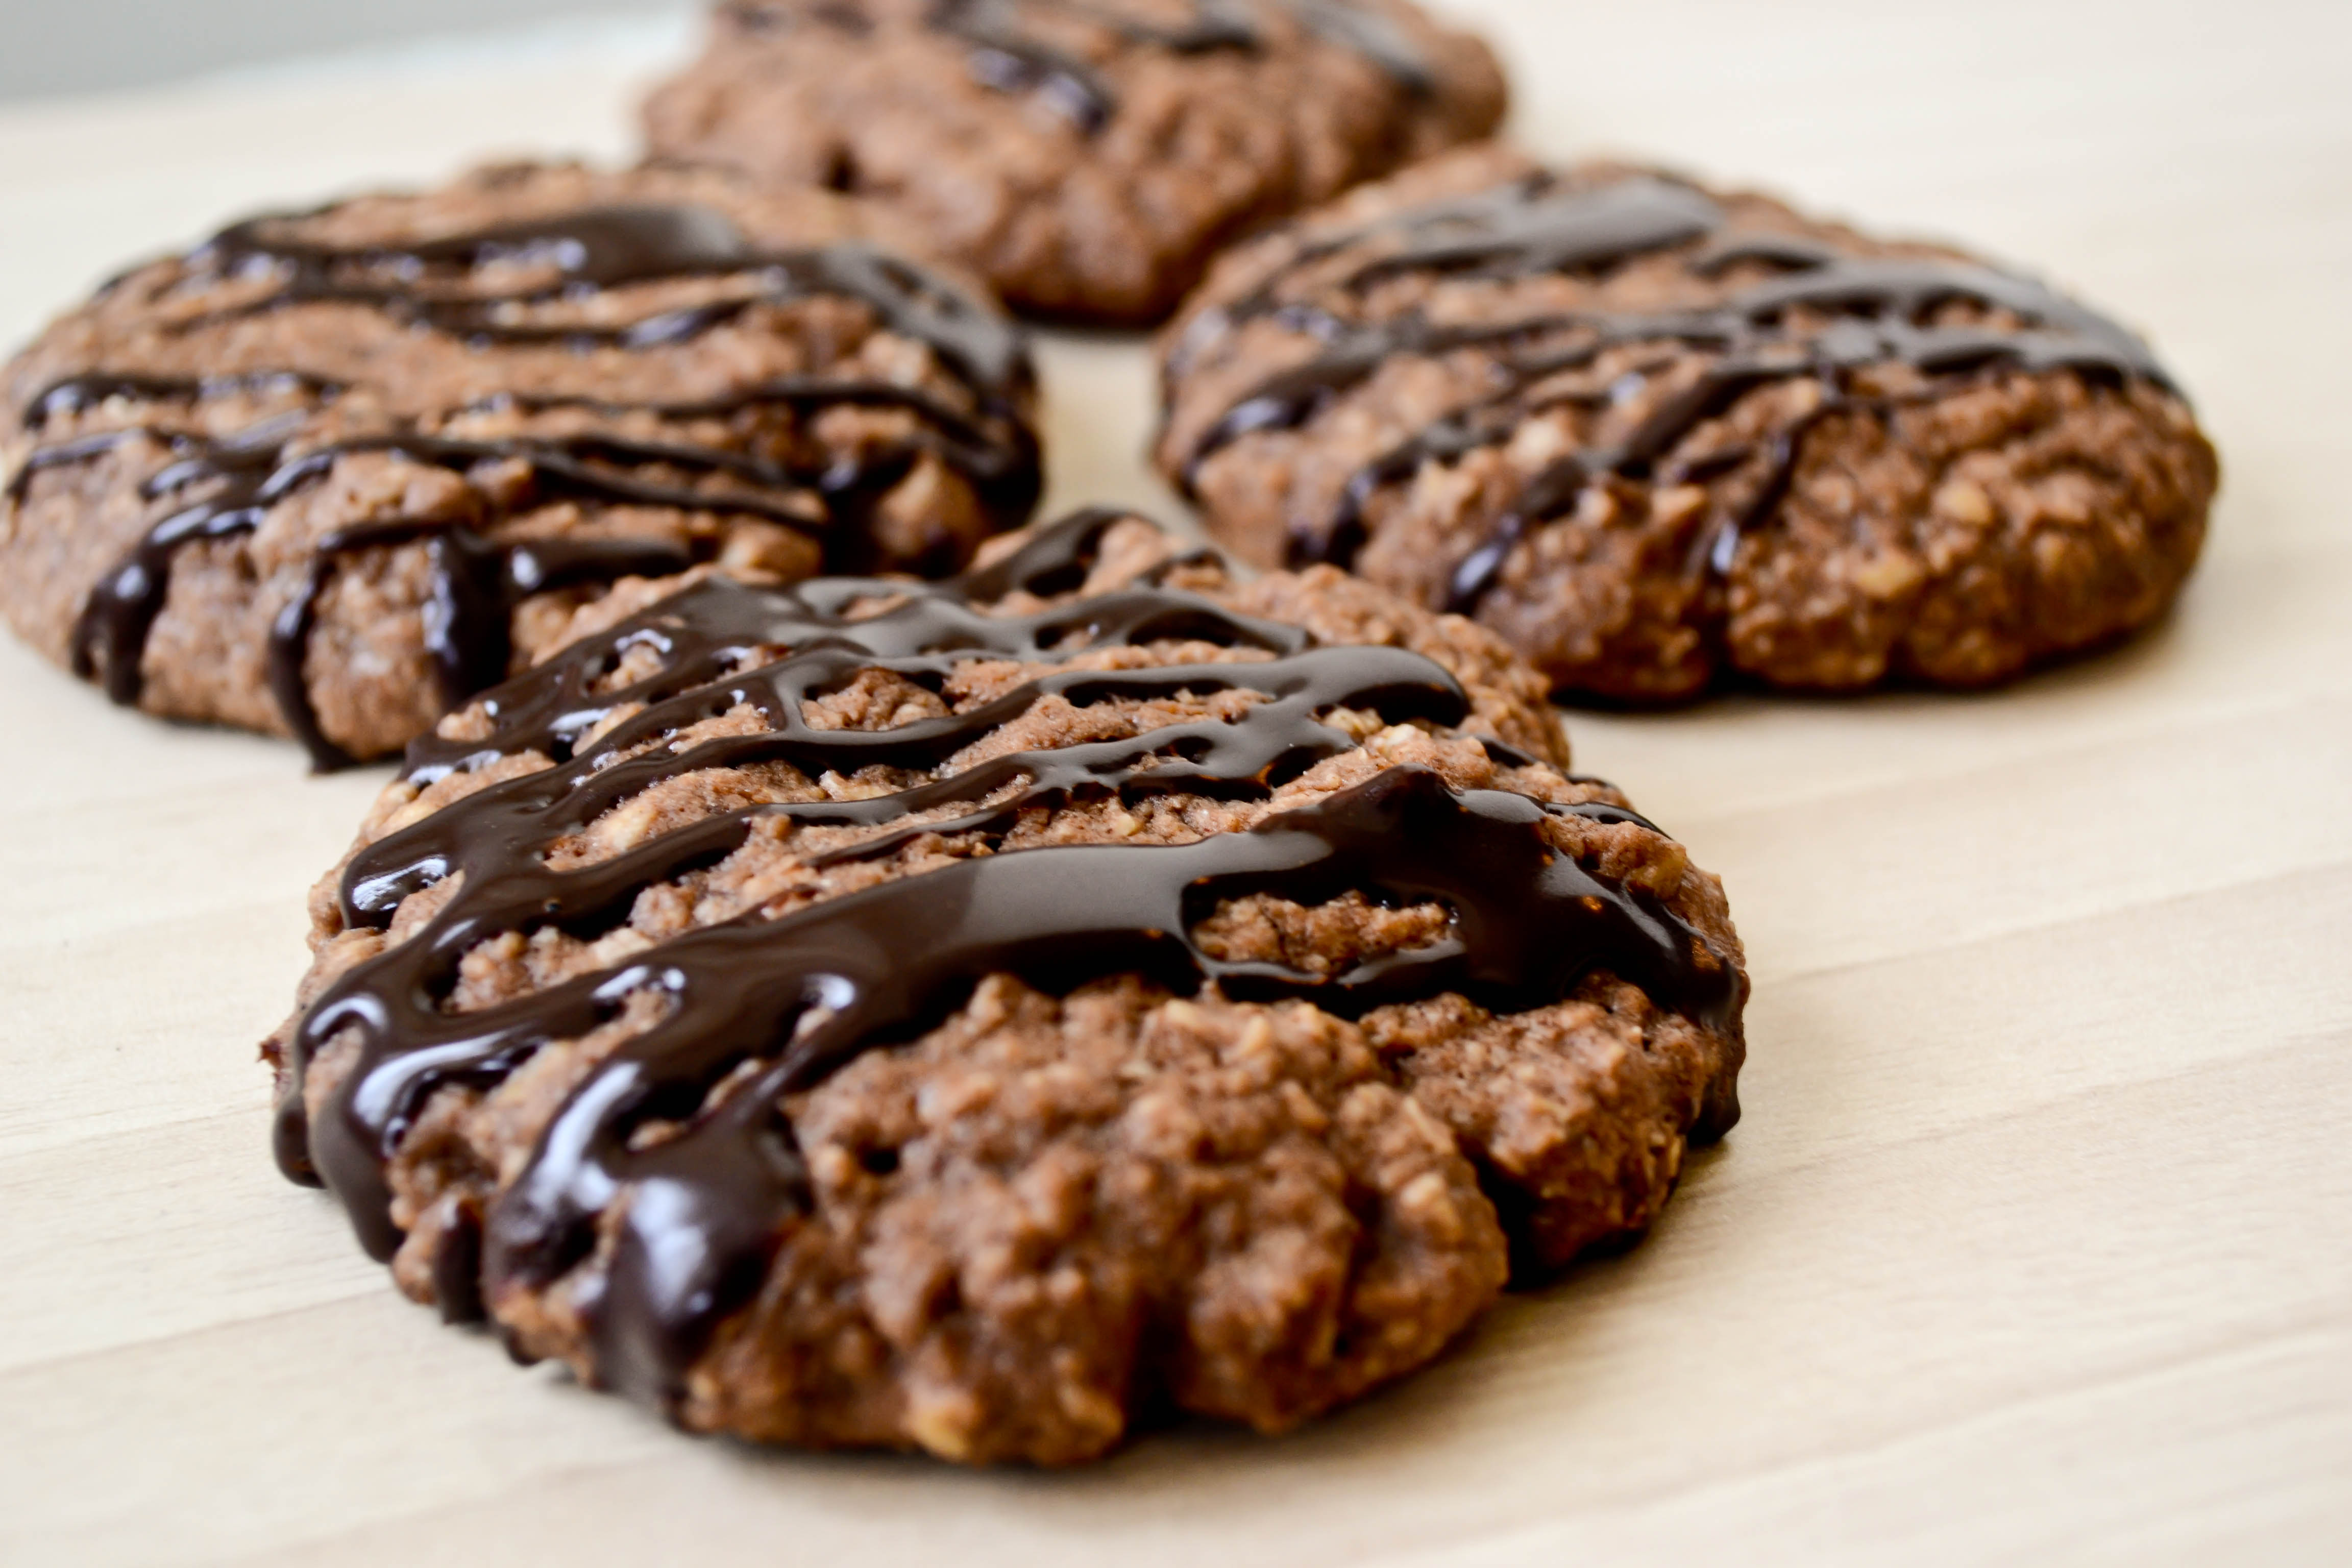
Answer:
644 1 1508 326
0 161 1040 766
1157 144 2219 700
266 511 1747 1464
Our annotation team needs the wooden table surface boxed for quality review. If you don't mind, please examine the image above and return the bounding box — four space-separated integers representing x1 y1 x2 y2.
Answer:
2 3 2346 1562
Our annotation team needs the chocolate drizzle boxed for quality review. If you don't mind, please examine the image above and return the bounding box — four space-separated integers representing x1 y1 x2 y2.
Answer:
732 0 1435 134
23 370 347 431
273 511 1742 1410
186 205 1027 391
9 200 1040 767
1168 170 2177 609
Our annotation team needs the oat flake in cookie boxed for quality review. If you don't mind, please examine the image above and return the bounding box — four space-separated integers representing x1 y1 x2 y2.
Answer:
0 162 1040 768
265 510 1747 1464
1157 144 2220 700
643 1 1508 326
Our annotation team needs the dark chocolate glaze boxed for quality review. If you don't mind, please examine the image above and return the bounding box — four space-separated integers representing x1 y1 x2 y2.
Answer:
273 511 1743 1411
730 0 1435 134
23 370 348 432
1169 170 2177 608
187 204 1027 394
11 201 1039 768
1278 0 1434 92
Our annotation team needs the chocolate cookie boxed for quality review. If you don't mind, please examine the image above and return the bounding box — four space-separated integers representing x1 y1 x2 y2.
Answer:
1156 145 2220 699
0 161 1040 768
642 2 1508 326
265 510 1747 1465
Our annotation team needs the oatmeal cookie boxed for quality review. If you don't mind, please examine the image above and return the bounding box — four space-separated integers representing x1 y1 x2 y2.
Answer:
265 509 1747 1464
0 161 1039 767
643 1 1508 325
1156 145 2219 699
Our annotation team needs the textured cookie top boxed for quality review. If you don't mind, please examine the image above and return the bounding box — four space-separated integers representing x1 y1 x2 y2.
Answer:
644 0 1507 324
0 162 1039 765
268 511 1746 1458
1158 145 2219 697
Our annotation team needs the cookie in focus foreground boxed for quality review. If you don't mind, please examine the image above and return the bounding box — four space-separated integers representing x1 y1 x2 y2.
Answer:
1157 144 2219 699
264 510 1748 1464
644 0 1507 326
0 162 1039 767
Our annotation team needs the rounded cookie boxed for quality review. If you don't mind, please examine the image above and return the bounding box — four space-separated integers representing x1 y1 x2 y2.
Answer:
0 161 1040 767
265 509 1747 1464
1157 144 2220 700
643 1 1508 326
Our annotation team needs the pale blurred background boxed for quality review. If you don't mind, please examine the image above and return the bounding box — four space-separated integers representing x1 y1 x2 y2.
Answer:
0 0 683 100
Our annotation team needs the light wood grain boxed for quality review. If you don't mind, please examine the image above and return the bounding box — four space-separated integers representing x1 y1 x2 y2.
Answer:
1 3 2347 1563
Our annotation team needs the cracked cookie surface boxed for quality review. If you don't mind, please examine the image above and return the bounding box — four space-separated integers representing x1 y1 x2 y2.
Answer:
1157 144 2219 700
0 161 1039 766
267 510 1747 1464
644 1 1507 326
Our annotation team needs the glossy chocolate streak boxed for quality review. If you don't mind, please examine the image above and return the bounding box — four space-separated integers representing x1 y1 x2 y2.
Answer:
1173 173 2176 605
23 370 347 431
1280 0 1434 92
735 1 1434 133
188 203 1027 397
274 512 1741 1409
13 203 1038 767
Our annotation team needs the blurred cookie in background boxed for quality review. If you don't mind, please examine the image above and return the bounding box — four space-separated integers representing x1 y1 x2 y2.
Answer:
0 160 1040 767
1158 144 2219 701
645 1 1508 326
